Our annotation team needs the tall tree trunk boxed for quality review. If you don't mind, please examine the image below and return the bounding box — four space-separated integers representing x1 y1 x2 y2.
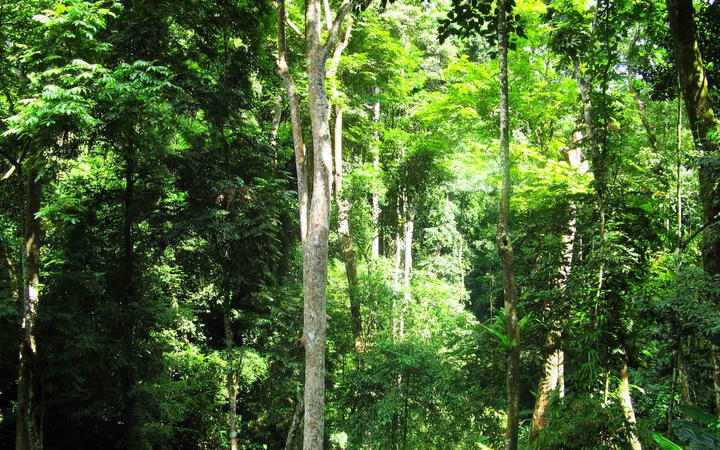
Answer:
400 208 414 340
372 86 381 260
496 1 519 448
298 1 352 448
530 135 584 442
17 165 42 450
223 292 238 450
618 346 642 450
667 0 720 291
676 338 691 407
333 105 362 350
329 22 361 353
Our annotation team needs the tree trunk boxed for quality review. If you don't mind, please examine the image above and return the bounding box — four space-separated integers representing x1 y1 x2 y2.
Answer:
677 338 691 407
496 1 519 448
300 1 352 448
328 21 361 353
618 345 642 450
285 395 304 450
372 86 381 260
529 333 562 442
333 104 362 351
530 133 584 441
271 93 283 166
17 165 42 450
276 0 309 242
223 292 238 450
400 207 413 340
666 0 720 290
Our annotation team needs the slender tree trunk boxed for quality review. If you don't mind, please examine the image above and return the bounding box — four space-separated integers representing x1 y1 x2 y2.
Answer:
222 291 238 450
271 93 283 166
285 394 304 450
300 1 352 448
668 348 677 430
17 165 42 450
329 22 361 353
496 1 519 448
667 0 720 291
276 0 309 242
333 104 362 351
372 86 381 260
400 207 413 340
618 348 642 450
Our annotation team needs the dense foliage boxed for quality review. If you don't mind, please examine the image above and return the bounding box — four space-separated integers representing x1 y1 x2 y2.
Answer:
0 0 719 449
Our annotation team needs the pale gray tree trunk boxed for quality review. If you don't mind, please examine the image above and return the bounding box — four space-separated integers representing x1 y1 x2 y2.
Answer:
372 86 381 259
277 1 353 448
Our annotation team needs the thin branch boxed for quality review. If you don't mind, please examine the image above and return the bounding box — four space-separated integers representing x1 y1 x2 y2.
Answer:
0 148 20 169
680 213 720 251
323 0 333 31
322 0 353 61
285 12 302 36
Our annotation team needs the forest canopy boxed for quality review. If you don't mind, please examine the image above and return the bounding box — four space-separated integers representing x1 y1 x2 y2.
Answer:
0 0 719 449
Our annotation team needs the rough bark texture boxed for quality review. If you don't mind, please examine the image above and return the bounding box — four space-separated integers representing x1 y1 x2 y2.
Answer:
666 0 720 285
496 1 520 448
17 165 42 450
276 0 309 242
618 349 642 450
302 1 352 448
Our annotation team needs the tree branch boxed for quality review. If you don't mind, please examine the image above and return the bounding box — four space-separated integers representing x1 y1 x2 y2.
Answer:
322 0 353 60
680 213 720 251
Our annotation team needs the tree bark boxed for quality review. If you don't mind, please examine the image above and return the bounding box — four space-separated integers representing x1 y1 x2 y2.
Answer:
496 1 520 448
328 21 362 353
529 333 561 442
17 165 42 450
618 348 642 450
276 0 309 242
677 338 691 407
298 1 352 448
666 0 720 289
